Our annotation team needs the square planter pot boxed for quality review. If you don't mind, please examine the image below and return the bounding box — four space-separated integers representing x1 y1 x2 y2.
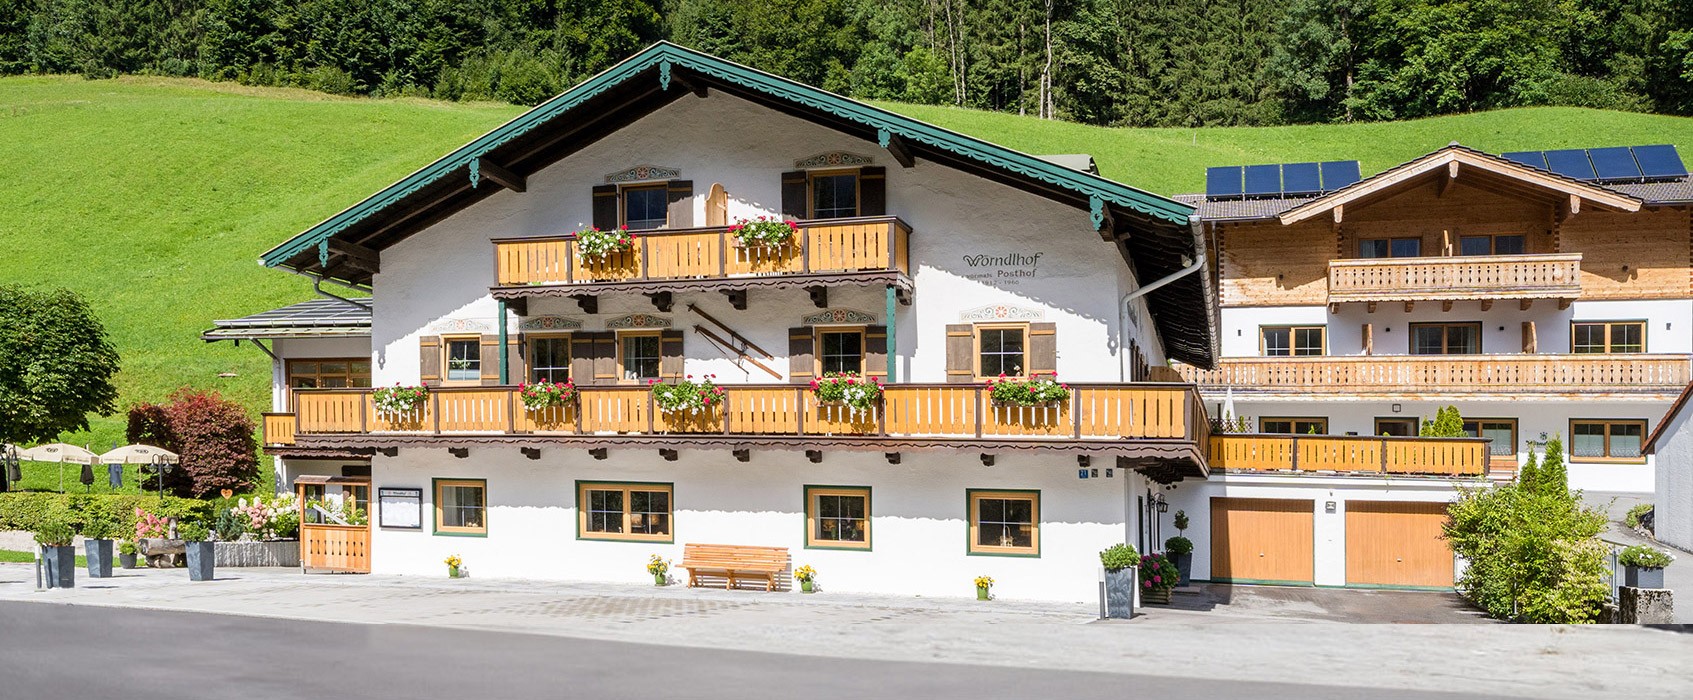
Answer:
41 545 76 589
1169 552 1193 587
1104 567 1137 619
1624 565 1665 589
119 552 139 570
84 539 114 578
1142 587 1172 605
184 542 215 582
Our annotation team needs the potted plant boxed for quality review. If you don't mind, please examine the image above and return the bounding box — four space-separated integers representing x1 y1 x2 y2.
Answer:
445 554 463 578
82 512 119 578
575 225 635 261
1139 552 1180 604
974 575 994 601
35 519 76 589
795 564 818 593
1619 544 1673 589
373 384 429 418
520 379 579 411
810 372 883 414
1099 543 1139 619
986 374 1072 408
651 375 724 420
1164 536 1194 587
179 522 215 582
118 541 139 570
648 554 670 586
729 217 799 248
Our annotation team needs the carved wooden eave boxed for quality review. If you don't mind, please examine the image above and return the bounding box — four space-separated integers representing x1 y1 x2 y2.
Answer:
492 270 915 303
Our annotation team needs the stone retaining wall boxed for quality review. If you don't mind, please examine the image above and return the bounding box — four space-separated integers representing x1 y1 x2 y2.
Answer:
214 540 299 568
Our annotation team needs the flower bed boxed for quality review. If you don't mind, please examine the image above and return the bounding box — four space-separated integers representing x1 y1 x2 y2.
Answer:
810 372 882 412
730 216 799 248
987 374 1071 407
520 379 579 411
575 226 635 260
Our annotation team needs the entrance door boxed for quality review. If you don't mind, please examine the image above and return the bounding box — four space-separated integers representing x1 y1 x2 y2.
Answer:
296 475 372 573
1210 497 1314 585
1345 501 1453 588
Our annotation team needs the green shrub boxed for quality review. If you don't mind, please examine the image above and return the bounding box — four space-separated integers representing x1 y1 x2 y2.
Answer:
33 519 74 547
81 511 121 540
1619 545 1673 569
0 493 212 537
1164 536 1194 555
177 521 210 542
119 540 137 556
1172 510 1189 533
1420 406 1466 437
1624 503 1653 530
213 508 248 541
1099 543 1139 571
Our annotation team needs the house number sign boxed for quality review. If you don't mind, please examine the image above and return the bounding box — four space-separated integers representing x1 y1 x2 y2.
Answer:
378 487 423 529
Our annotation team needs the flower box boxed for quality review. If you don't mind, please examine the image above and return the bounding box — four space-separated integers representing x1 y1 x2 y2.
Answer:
729 217 799 248
986 375 1071 408
575 226 635 261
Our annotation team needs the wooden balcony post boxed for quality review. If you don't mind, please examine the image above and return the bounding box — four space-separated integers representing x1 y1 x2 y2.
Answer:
1380 438 1389 474
800 225 811 273
432 392 441 435
507 391 518 434
794 386 804 435
974 385 985 439
1290 436 1299 472
358 393 368 433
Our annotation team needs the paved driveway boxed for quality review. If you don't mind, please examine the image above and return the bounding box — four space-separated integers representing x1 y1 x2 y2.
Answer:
1143 583 1492 624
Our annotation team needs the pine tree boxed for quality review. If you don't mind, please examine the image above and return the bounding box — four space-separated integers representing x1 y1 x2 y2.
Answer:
1536 436 1570 501
1516 448 1541 493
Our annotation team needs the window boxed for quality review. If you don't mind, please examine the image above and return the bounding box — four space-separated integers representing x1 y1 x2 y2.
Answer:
968 489 1039 556
1570 420 1647 463
1462 419 1518 457
1410 322 1481 355
434 479 486 536
1375 417 1419 437
818 329 865 376
1261 417 1328 434
443 337 481 383
805 486 870 550
1572 321 1645 354
1359 238 1422 258
621 185 669 230
1261 326 1325 356
287 359 371 389
577 482 673 542
528 336 571 383
810 171 859 219
1458 234 1526 256
976 324 1027 378
618 332 662 382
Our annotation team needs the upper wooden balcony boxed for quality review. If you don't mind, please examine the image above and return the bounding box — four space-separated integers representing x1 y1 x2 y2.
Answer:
1209 434 1491 478
1177 354 1693 400
1328 253 1581 308
492 216 912 300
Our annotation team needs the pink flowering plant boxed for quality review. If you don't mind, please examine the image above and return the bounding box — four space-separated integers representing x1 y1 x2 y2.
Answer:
810 372 883 412
134 507 171 540
650 374 725 414
373 384 429 416
229 494 300 540
520 379 579 411
986 373 1071 407
1140 552 1180 593
729 216 799 248
575 225 635 260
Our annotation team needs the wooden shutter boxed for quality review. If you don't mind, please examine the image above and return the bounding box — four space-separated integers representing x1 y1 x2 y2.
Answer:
945 324 973 383
864 325 888 379
705 183 728 227
591 184 618 230
780 171 808 219
859 166 886 216
1028 322 1057 377
419 336 442 387
479 334 501 385
666 180 693 228
592 332 619 384
571 334 599 385
507 334 524 384
660 330 685 379
788 327 815 384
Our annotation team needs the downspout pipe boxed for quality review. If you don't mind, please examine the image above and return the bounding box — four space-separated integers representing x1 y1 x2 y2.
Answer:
1118 254 1205 381
313 277 373 311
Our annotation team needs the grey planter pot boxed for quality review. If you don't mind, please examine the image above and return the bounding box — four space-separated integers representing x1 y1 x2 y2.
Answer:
184 542 215 582
119 552 138 569
1169 552 1193 587
84 539 114 578
1625 565 1665 589
42 545 76 588
1104 567 1137 619
214 540 301 567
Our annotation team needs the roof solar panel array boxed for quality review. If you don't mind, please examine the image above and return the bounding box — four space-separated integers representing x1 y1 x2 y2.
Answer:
1204 160 1363 200
1499 145 1686 184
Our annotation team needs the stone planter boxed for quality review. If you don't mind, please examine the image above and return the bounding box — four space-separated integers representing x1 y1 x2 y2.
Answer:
1625 565 1665 589
214 540 301 567
1142 587 1172 605
1169 552 1193 587
41 545 76 588
84 539 114 578
119 552 139 570
1104 566 1137 619
184 542 215 581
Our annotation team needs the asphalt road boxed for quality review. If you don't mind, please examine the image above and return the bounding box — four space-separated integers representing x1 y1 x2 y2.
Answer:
0 602 1521 700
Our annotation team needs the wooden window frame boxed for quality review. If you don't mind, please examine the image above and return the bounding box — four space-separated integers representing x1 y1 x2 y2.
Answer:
1570 320 1647 354
1358 236 1422 258
615 330 663 384
1456 233 1527 257
1260 417 1328 435
576 480 675 543
1408 322 1482 355
285 358 372 390
440 334 482 386
1259 325 1326 356
807 168 861 219
1569 419 1648 464
973 322 1030 380
432 478 487 537
1373 417 1420 437
619 183 670 230
967 489 1040 557
526 333 572 383
814 326 867 377
804 485 872 551
1462 417 1518 458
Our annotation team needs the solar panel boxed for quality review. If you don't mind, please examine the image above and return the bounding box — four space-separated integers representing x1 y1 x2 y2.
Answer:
1281 162 1322 196
1205 166 1244 199
1501 151 1547 170
1320 160 1362 190
1243 164 1281 197
1544 149 1597 180
1588 146 1641 182
1633 145 1688 180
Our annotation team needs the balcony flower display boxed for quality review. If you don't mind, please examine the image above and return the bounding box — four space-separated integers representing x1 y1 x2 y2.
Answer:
810 372 883 412
650 374 724 414
729 216 799 248
373 384 429 417
986 374 1071 407
520 379 579 411
575 225 635 261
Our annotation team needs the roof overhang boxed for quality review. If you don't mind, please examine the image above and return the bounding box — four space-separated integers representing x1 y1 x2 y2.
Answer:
1644 380 1693 454
202 299 371 342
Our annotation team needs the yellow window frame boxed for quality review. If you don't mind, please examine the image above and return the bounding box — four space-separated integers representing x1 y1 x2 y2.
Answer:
433 479 487 536
577 481 675 542
967 489 1040 557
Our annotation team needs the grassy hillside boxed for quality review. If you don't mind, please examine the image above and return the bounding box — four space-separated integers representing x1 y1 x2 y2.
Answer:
2 75 1690 455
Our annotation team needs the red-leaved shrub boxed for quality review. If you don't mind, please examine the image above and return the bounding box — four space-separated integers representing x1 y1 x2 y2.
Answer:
126 388 258 497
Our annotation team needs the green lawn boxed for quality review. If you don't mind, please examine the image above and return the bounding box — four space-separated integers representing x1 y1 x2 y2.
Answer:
3 74 1689 464
0 549 88 567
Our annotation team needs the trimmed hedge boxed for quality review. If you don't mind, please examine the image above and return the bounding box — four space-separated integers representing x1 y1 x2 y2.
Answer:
0 493 212 539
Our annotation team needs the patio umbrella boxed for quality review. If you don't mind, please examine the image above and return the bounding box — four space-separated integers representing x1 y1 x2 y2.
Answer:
20 443 99 493
1221 387 1237 431
100 444 179 491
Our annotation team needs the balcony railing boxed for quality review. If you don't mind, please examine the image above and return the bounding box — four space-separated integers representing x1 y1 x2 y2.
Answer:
493 216 912 287
1209 434 1490 477
1177 354 1691 397
1328 253 1581 304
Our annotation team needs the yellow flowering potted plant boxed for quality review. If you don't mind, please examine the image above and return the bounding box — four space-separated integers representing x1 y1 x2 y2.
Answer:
648 554 670 586
974 575 994 601
795 564 818 593
444 554 463 578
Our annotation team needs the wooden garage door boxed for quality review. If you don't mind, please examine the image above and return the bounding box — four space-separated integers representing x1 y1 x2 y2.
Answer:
1345 501 1453 588
1210 498 1314 585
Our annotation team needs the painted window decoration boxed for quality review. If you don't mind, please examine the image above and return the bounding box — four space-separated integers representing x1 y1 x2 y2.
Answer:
969 490 1039 556
1462 419 1518 457
434 479 487 536
1261 326 1325 356
1572 321 1645 354
977 325 1027 377
811 172 859 219
444 337 481 382
818 329 865 375
805 486 870 550
1458 234 1526 256
579 482 673 542
1260 417 1328 435
1410 322 1480 355
287 359 371 389
1570 420 1646 463
529 336 571 383
619 332 662 381
1359 237 1421 258
622 185 669 230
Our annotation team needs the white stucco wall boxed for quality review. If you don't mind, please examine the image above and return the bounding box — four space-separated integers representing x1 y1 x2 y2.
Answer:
1653 404 1693 550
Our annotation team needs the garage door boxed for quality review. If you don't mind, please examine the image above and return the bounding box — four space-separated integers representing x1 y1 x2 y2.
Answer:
1210 498 1314 585
1345 501 1453 588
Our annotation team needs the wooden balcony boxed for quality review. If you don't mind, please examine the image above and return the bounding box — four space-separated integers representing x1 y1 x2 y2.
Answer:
1328 253 1581 307
492 216 912 297
1209 434 1490 477
1177 354 1692 399
264 383 1210 476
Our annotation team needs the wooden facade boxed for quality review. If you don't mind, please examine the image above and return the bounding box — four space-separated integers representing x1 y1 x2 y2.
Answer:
1327 253 1581 304
1179 354 1691 398
1208 434 1489 477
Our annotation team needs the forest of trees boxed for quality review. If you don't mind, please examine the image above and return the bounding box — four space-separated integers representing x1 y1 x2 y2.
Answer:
2 0 1691 126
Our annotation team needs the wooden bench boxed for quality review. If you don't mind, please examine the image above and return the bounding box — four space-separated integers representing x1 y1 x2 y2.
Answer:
679 543 789 591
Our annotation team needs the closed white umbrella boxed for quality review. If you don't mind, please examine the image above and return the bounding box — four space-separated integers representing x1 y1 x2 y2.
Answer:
1221 387 1237 431
21 443 98 465
98 444 178 464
